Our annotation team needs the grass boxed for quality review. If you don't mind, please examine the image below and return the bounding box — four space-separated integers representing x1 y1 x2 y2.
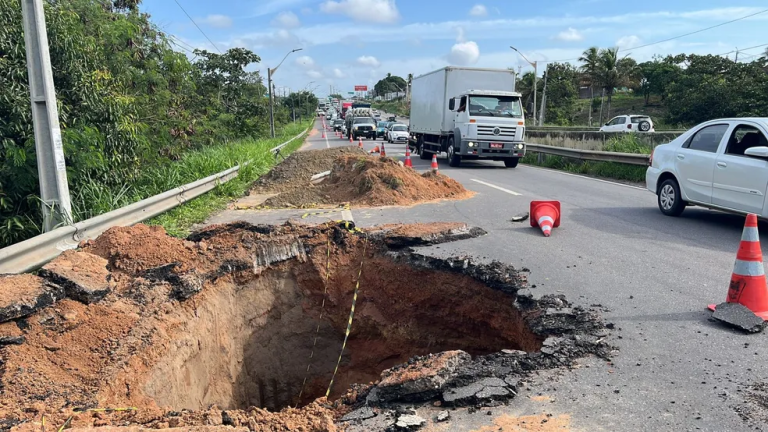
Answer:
373 100 409 117
72 120 312 238
522 133 649 183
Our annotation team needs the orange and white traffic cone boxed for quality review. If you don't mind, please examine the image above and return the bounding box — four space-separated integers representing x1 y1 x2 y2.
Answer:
431 153 438 173
404 145 413 168
322 129 326 138
369 146 380 154
530 201 561 237
709 214 768 319
380 142 386 157
358 137 363 147
349 134 353 143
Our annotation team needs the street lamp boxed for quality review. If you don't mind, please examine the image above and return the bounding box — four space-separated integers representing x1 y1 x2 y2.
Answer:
268 48 302 138
510 46 538 126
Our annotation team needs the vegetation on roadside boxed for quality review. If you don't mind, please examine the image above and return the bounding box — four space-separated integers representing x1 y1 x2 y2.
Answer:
373 100 409 117
147 121 310 237
0 0 317 247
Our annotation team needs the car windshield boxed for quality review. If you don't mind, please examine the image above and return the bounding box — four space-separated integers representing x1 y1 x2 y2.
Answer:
468 96 523 118
354 118 375 124
392 125 407 132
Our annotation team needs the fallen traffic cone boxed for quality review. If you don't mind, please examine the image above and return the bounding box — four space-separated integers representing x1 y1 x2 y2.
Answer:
404 145 413 167
530 201 561 237
709 214 768 319
380 142 386 157
369 146 380 154
430 153 438 173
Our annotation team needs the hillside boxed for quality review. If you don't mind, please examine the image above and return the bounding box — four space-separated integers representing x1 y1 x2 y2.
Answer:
568 94 672 128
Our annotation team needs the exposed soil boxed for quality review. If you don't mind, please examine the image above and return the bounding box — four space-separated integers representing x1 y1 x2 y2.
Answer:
251 148 472 208
0 222 609 432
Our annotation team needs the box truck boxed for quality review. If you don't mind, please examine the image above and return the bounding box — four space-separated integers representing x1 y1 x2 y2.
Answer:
409 67 525 168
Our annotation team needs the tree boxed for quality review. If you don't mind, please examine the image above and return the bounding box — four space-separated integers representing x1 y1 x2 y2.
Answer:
637 56 682 105
595 47 640 119
330 93 343 100
542 63 579 125
516 71 538 117
374 74 406 97
578 46 600 92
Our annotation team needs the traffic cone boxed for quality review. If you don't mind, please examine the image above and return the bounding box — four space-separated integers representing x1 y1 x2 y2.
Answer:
369 146 380 154
530 201 561 237
431 153 438 173
709 214 768 319
322 129 326 138
380 142 386 157
349 134 353 143
404 145 413 168
359 137 363 147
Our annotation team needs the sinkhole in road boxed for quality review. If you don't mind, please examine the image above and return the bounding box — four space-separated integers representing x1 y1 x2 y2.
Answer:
142 227 543 412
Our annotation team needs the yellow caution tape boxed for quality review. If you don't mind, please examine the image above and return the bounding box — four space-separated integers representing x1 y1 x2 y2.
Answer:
57 416 72 432
301 203 350 219
41 415 45 432
326 234 368 397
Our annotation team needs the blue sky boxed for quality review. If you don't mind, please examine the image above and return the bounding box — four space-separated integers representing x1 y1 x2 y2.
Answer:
141 0 768 97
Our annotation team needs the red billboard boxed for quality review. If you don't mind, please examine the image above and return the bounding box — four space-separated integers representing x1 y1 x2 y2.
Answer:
354 85 368 91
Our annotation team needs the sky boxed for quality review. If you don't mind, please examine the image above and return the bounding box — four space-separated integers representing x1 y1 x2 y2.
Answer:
141 0 768 98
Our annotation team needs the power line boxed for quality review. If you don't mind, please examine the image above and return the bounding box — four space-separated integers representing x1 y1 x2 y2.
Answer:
171 0 222 53
716 43 768 57
547 8 768 63
169 35 197 52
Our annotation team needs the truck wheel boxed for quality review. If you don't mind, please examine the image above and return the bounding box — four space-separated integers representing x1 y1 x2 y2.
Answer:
418 137 430 160
504 158 520 168
447 138 461 167
372 135 376 141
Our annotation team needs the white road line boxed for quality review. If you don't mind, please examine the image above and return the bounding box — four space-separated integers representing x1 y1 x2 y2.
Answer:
470 179 522 196
325 132 330 148
521 165 647 190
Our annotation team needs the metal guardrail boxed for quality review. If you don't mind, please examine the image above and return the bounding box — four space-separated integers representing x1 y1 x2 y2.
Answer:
528 126 687 133
526 143 650 166
0 126 310 274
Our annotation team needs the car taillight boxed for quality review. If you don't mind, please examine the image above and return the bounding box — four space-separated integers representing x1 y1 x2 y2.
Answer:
627 124 632 129
649 148 654 167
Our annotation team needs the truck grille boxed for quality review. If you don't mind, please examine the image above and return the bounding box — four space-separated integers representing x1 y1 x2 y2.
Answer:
356 126 373 132
477 125 516 137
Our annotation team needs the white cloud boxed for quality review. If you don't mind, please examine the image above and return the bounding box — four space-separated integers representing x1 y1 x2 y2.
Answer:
554 27 583 42
272 11 301 28
617 35 642 48
320 0 400 24
307 70 323 79
252 0 310 17
235 29 304 50
448 41 480 65
357 55 381 67
333 68 347 78
469 4 488 17
295 55 315 68
198 14 232 29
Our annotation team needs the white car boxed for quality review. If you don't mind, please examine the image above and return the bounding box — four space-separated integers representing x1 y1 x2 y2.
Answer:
387 123 409 143
600 115 655 133
646 118 768 217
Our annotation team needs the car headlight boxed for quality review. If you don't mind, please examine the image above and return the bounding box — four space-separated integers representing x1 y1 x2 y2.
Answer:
468 142 474 147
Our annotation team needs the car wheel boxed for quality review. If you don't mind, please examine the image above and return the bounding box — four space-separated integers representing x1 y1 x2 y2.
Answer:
372 135 376 141
638 121 651 132
447 138 461 167
504 158 520 168
658 178 685 217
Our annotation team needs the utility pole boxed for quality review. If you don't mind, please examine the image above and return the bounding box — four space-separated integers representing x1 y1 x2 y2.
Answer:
735 47 740 62
21 0 72 231
538 64 548 127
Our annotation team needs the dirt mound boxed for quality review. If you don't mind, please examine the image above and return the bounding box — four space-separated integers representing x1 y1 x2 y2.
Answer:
260 154 472 208
0 222 608 432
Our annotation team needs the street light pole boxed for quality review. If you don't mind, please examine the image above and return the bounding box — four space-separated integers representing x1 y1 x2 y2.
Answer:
268 48 302 138
510 46 538 126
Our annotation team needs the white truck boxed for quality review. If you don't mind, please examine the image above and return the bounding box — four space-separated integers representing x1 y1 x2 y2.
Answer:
409 67 525 168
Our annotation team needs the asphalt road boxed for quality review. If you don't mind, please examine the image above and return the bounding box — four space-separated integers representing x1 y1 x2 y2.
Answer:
220 117 768 431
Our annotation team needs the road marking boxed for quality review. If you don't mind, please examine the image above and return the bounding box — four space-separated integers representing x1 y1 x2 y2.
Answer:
521 165 647 190
325 132 330 148
470 179 522 196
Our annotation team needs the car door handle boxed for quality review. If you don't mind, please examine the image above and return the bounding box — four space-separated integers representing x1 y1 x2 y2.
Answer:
717 162 727 168
676 154 685 160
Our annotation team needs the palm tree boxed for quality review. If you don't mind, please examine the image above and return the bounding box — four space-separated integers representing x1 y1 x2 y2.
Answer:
516 71 537 116
578 46 600 125
596 47 639 119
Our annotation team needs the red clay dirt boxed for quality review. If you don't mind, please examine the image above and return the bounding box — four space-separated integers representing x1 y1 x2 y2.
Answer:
0 222 537 432
251 148 472 208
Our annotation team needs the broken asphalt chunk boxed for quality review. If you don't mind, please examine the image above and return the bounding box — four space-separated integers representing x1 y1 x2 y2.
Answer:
0 274 65 323
40 250 111 304
377 351 471 402
712 302 767 333
394 414 426 430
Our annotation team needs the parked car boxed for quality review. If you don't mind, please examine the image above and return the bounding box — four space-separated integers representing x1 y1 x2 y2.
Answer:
376 121 391 138
600 115 654 133
387 123 409 143
332 119 344 132
647 118 768 218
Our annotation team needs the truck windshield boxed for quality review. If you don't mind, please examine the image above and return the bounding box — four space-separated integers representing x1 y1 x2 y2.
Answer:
354 118 375 124
469 96 523 118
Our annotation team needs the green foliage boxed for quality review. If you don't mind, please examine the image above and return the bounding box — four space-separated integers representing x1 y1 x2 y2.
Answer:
374 73 407 96
665 54 768 125
282 91 319 120
521 154 646 182
636 56 682 105
542 63 579 125
603 134 653 154
373 100 408 117
0 0 295 247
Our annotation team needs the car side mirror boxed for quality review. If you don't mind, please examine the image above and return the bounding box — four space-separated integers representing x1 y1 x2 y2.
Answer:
448 99 455 111
744 146 768 158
